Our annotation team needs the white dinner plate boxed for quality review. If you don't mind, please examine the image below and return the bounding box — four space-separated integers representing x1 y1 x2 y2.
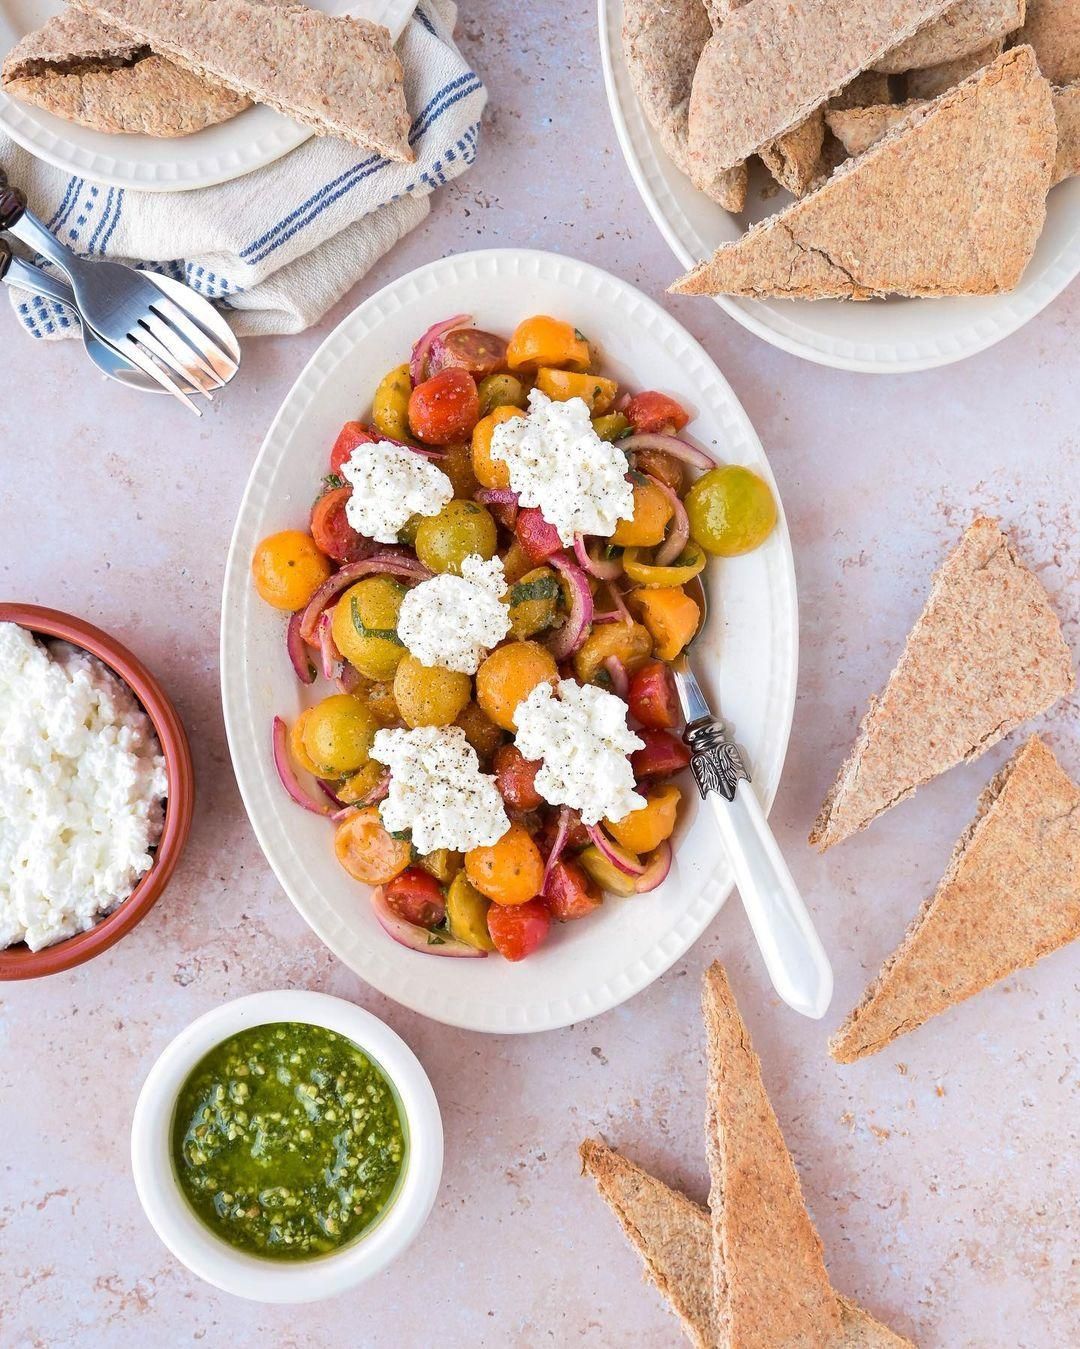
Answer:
0 0 417 192
598 0 1080 373
220 248 799 1033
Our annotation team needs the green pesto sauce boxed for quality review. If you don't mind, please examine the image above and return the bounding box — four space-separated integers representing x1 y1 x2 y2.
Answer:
171 1023 406 1260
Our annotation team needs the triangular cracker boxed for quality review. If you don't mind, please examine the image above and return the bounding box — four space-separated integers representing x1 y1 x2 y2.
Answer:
1053 82 1080 183
702 963 841 1346
623 0 747 212
1017 0 1080 84
686 0 953 179
579 1141 915 1348
831 736 1080 1063
673 48 1055 299
810 517 1073 851
67 0 412 161
872 0 1023 75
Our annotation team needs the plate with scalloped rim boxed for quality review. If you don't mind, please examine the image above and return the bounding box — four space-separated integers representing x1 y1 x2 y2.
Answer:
598 0 1080 374
0 0 417 191
220 248 798 1032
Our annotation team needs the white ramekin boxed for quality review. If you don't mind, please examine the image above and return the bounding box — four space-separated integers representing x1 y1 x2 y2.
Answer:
130 990 442 1302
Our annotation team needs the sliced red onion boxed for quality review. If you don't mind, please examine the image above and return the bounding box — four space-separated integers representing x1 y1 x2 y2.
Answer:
299 552 432 643
622 432 715 468
573 534 622 580
272 716 333 816
634 840 672 893
318 779 347 808
603 655 629 700
328 770 390 820
541 805 572 897
604 581 631 623
364 429 445 461
592 611 622 625
476 488 519 506
614 392 631 414
286 612 316 685
644 474 691 568
335 663 363 694
586 823 645 876
409 313 471 385
547 555 594 660
371 887 486 958
316 609 343 682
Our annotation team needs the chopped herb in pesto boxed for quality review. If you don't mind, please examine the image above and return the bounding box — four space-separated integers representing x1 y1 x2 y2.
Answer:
172 1023 406 1260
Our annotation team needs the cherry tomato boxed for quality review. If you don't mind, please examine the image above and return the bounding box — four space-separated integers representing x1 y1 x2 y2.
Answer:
628 661 680 731
330 421 375 475
384 868 447 929
310 485 364 562
493 743 544 813
514 507 563 564
633 447 684 494
408 368 480 445
429 328 508 379
626 391 690 434
544 859 601 921
631 729 691 781
487 897 551 961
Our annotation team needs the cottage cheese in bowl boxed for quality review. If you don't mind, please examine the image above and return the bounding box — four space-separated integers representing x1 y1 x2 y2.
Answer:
0 622 167 951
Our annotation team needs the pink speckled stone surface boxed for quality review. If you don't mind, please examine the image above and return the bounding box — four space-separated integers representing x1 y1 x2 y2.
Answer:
2 3 1079 1345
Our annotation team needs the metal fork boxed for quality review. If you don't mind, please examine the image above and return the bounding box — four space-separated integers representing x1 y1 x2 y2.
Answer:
0 168 240 414
673 573 833 1019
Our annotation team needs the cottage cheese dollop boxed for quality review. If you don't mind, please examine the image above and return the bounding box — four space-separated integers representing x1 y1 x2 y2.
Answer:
513 678 645 825
371 725 510 853
341 442 453 544
489 389 634 545
0 623 167 951
396 554 510 675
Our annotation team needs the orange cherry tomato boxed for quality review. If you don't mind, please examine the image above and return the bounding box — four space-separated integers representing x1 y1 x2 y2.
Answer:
408 368 480 445
465 822 545 906
310 485 364 562
251 530 332 611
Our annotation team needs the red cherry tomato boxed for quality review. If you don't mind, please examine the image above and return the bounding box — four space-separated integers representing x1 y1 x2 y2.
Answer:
384 868 446 929
311 486 364 562
631 729 691 781
543 859 601 922
330 421 375 475
514 507 563 564
428 328 508 379
493 743 545 813
539 809 590 854
632 448 684 494
626 391 690 434
487 897 551 961
408 368 480 445
628 661 680 731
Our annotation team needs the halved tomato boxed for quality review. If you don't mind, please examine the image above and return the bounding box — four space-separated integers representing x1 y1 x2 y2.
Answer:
544 859 601 922
330 421 375 475
631 729 690 781
626 391 690 434
628 661 680 731
487 897 551 961
311 485 364 562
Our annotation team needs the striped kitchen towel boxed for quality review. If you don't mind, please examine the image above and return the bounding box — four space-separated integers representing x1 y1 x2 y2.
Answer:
5 0 485 340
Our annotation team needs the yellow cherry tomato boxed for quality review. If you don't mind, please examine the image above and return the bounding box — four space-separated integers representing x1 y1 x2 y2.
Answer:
371 363 413 441
506 316 590 372
534 368 617 413
331 577 407 680
621 543 706 589
289 708 322 776
475 641 558 731
251 531 332 611
393 654 472 728
301 694 379 775
335 806 412 885
465 823 545 906
471 406 523 489
604 783 681 855
610 481 675 548
630 587 701 661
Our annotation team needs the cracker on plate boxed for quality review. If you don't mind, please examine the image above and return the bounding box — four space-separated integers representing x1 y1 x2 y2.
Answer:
873 0 1024 75
672 49 1056 300
904 36 1005 97
1017 0 1080 83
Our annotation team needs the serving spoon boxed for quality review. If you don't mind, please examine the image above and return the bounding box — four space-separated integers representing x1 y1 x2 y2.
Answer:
673 573 833 1019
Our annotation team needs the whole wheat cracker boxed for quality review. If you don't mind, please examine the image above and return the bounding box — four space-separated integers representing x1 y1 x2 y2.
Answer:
809 516 1073 852
686 0 954 179
873 0 1024 74
1016 0 1080 83
702 963 841 1347
700 0 826 197
1053 81 1080 182
828 76 1078 175
905 37 1005 96
671 49 1055 300
66 0 412 161
579 1139 916 1348
622 0 747 213
831 736 1080 1063
828 70 896 111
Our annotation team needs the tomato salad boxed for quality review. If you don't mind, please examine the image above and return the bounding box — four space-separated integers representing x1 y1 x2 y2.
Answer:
251 313 776 963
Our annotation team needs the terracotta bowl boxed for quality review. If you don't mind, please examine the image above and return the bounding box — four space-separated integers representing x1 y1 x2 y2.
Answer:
0 604 194 980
